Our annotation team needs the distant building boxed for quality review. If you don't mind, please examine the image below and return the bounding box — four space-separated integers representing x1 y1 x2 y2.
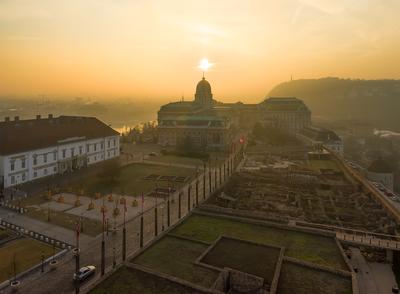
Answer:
157 77 258 150
367 158 394 192
299 126 343 155
0 115 120 188
258 97 311 132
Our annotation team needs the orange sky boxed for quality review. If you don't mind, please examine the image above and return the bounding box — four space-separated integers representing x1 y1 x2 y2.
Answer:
1 0 400 103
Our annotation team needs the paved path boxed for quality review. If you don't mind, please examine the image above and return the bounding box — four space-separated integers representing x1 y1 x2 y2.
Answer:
0 207 93 247
349 247 379 294
348 247 398 294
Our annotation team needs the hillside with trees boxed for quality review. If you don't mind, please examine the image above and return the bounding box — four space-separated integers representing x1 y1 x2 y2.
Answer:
268 78 400 131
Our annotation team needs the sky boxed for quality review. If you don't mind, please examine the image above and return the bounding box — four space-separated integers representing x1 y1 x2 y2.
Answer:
1 0 400 103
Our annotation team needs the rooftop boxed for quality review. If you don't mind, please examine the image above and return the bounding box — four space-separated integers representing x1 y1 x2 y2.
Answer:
0 115 119 155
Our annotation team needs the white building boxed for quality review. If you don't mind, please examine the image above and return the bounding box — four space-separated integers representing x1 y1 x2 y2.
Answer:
0 115 120 189
299 126 343 155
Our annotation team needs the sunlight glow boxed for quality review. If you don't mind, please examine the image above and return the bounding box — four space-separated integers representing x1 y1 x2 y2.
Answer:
198 58 213 72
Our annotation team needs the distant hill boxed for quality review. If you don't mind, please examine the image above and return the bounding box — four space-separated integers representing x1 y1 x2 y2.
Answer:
268 78 400 131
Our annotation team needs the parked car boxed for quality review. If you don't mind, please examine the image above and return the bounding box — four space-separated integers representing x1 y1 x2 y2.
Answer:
73 266 96 282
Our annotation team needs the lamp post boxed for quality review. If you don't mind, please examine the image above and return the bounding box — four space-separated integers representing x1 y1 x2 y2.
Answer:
154 186 158 237
203 161 206 200
101 194 106 276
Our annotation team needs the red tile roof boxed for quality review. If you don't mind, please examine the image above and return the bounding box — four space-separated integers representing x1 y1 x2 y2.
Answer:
0 116 119 155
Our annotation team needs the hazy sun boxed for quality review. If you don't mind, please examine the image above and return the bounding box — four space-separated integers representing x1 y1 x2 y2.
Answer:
198 58 213 72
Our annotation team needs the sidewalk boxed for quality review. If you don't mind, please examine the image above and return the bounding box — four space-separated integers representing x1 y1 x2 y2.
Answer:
0 207 93 247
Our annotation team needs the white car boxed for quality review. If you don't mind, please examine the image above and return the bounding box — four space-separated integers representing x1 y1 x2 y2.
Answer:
73 266 96 282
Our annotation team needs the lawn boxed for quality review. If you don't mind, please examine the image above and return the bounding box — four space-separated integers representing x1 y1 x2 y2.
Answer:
201 237 281 284
0 238 56 283
132 236 219 288
146 154 228 168
307 159 340 172
68 163 196 196
89 266 204 294
277 261 352 294
145 155 204 167
0 228 11 241
171 214 348 271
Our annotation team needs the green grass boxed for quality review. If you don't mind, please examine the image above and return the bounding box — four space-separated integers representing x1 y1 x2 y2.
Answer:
201 237 280 284
0 228 11 241
132 236 219 287
145 155 204 167
171 214 348 271
69 163 196 196
26 208 103 237
277 261 352 294
307 159 340 172
0 238 56 282
90 266 202 294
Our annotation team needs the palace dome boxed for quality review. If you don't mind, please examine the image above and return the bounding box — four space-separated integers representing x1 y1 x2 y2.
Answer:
195 77 213 107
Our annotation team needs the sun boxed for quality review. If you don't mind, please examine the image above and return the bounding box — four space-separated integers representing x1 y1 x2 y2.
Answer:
198 58 213 72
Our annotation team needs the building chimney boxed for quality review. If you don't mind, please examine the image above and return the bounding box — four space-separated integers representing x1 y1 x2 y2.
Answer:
48 114 53 119
5 117 10 122
14 116 19 121
36 115 41 120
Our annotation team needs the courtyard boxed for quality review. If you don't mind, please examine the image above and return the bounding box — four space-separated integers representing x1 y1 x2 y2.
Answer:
91 212 353 293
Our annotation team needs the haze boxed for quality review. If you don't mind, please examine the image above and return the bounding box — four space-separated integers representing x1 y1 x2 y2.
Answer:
1 0 400 102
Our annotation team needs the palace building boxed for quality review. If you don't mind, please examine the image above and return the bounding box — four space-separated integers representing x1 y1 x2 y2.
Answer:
258 97 311 131
0 115 120 188
158 78 315 150
158 77 257 150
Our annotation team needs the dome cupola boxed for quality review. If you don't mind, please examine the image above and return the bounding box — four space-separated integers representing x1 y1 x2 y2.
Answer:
195 77 213 108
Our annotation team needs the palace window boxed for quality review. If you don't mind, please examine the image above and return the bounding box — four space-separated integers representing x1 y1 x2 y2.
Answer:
53 152 57 160
43 154 47 163
79 146 83 154
62 149 66 158
10 161 15 171
33 155 37 165
11 175 15 184
21 159 26 169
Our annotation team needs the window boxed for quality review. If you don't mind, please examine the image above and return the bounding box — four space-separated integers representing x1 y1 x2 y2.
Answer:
79 146 83 155
10 161 15 171
108 140 110 148
33 171 37 178
94 144 97 151
33 155 37 165
113 139 116 146
44 168 47 175
43 154 47 163
22 173 26 181
53 166 57 172
108 151 110 157
11 175 15 184
62 149 66 158
21 159 26 169
71 148 75 157
53 152 57 161
86 145 89 153
101 142 104 150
